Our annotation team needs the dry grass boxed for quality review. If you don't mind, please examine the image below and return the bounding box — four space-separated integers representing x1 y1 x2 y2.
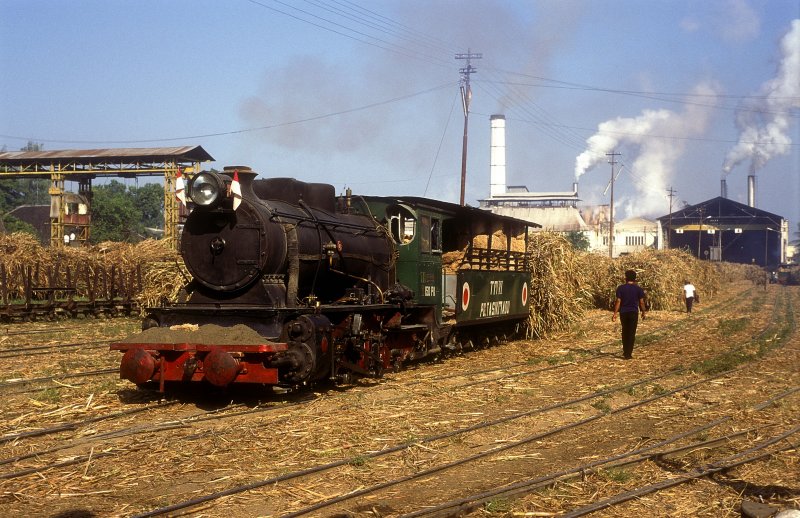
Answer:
0 280 795 518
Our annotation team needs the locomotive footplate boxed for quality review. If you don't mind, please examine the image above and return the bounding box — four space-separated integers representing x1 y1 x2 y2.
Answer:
110 342 289 390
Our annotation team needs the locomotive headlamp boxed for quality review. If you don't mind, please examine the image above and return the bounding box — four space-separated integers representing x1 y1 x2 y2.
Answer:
188 172 225 208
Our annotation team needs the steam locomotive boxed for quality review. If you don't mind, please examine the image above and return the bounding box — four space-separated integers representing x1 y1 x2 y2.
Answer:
111 167 535 391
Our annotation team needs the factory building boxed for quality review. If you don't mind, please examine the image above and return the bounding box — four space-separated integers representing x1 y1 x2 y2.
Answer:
657 196 788 267
479 115 587 230
478 114 657 257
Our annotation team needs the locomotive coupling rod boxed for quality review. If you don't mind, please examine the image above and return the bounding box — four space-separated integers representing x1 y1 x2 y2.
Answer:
336 359 381 378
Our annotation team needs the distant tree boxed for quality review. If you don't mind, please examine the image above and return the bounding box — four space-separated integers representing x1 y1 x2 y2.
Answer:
20 141 43 152
132 182 164 230
90 180 163 243
1 213 38 236
0 141 49 213
565 230 590 251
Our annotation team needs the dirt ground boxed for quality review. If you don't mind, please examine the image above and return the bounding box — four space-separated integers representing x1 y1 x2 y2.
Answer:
0 280 798 517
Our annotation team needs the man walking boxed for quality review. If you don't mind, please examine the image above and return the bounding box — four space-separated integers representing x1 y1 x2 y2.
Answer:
683 280 697 313
612 270 647 359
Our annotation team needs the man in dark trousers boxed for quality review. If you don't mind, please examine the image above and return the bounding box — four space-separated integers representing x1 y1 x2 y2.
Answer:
612 269 647 359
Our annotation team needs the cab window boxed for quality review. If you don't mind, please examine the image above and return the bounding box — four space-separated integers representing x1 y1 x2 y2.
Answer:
420 215 431 252
431 218 441 252
418 216 442 253
389 210 416 245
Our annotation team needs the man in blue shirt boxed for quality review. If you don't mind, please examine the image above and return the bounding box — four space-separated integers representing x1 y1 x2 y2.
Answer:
612 269 647 359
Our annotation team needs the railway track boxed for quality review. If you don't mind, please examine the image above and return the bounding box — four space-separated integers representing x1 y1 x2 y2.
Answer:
112 290 800 516
129 369 798 517
0 282 794 517
0 339 116 359
0 285 755 456
557 425 800 518
400 389 800 517
124 285 798 516
0 397 322 481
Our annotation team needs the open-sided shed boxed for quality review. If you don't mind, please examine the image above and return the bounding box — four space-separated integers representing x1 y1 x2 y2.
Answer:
0 146 213 247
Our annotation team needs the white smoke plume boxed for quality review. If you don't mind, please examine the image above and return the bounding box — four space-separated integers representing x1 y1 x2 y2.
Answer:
574 82 718 217
722 19 800 176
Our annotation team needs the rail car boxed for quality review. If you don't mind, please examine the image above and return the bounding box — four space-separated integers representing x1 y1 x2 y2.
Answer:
776 264 800 286
111 167 537 391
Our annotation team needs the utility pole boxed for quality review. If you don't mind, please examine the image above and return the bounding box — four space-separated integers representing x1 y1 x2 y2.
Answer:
606 151 620 258
455 49 481 206
697 206 705 258
666 187 677 249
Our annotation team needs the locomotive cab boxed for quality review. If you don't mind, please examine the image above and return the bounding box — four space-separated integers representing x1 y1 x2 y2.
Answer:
384 204 443 312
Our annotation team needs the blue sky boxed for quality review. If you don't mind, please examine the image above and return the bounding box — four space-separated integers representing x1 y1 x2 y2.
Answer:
1 0 798 229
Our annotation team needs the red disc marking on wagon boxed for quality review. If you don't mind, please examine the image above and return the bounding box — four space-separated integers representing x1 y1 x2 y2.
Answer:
462 282 471 311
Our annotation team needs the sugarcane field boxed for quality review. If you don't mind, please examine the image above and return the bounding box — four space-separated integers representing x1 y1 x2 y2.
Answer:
0 230 797 518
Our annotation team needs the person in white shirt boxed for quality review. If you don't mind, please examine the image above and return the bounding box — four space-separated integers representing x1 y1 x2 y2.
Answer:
683 280 697 313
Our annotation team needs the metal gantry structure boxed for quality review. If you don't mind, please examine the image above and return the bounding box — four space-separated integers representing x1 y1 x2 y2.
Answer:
0 146 214 248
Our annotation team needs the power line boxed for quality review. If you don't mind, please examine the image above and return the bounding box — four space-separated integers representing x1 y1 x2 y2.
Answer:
245 0 450 67
487 69 800 103
424 90 459 197
0 82 456 146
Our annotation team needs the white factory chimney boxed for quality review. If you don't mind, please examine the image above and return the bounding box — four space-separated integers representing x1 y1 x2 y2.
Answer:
747 174 756 207
572 181 579 196
490 114 506 198
720 179 727 199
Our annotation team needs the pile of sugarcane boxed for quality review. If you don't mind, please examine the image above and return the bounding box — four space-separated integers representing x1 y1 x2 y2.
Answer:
577 247 720 312
135 258 190 310
442 230 528 273
0 232 181 308
0 231 758 329
524 232 741 337
525 232 593 338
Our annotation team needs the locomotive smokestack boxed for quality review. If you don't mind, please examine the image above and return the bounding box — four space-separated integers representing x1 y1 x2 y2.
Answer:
747 174 756 207
490 114 506 198
223 166 257 199
720 178 727 199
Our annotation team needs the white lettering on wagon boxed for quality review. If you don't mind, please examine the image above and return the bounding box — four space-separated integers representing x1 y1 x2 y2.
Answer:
479 300 511 317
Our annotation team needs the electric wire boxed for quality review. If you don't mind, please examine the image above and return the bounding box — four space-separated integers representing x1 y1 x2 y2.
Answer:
423 90 459 196
3 1 794 152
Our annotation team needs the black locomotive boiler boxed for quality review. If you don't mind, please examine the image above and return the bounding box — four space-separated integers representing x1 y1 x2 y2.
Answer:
111 167 537 391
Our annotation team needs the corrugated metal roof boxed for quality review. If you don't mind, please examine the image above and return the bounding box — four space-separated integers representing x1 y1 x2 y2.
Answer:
363 195 540 230
0 146 214 164
616 217 658 231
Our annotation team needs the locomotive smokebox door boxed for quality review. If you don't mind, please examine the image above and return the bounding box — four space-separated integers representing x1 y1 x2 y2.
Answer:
182 206 268 291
